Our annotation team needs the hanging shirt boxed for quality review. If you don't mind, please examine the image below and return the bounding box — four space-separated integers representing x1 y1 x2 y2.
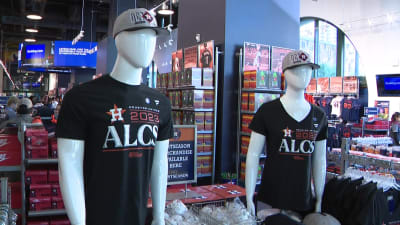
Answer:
56 75 173 225
331 96 344 117
249 99 328 211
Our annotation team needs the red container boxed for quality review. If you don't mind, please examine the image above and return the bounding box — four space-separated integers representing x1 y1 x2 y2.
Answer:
30 184 51 197
50 219 70 225
0 134 21 166
26 128 48 146
48 170 59 184
51 184 61 197
26 145 49 159
27 222 49 225
10 182 22 209
29 197 51 211
51 196 65 209
26 170 48 185
49 138 58 158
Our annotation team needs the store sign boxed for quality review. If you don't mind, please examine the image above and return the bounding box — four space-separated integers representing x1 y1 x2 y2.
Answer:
317 77 330 94
364 107 378 115
330 77 343 93
168 125 197 185
343 76 358 94
374 100 390 120
54 41 97 68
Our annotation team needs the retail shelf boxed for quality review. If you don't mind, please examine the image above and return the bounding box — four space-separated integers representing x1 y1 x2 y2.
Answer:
197 130 213 134
28 209 67 217
198 152 212 156
242 88 284 94
241 111 256 115
172 107 214 112
240 132 251 136
198 173 212 178
240 154 266 159
0 166 21 172
364 129 388 132
167 86 214 91
26 158 58 165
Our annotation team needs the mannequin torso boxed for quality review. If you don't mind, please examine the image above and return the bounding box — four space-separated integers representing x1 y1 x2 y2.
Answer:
57 28 171 225
245 65 327 216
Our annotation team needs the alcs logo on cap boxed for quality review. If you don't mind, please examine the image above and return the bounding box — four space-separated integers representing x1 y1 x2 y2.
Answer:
282 50 320 73
130 11 154 25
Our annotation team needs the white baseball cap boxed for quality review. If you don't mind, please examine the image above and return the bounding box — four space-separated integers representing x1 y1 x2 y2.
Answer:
113 8 168 38
18 98 33 109
282 50 320 73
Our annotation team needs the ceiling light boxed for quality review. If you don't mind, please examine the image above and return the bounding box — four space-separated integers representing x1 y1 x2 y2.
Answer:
158 2 174 15
24 38 36 42
26 14 42 20
25 28 38 33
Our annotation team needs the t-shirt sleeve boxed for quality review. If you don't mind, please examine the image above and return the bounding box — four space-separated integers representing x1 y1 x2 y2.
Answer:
249 105 267 136
56 89 87 140
316 111 328 141
157 100 173 141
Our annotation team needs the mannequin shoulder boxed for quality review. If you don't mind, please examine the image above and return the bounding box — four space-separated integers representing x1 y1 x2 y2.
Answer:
258 98 280 111
141 87 171 105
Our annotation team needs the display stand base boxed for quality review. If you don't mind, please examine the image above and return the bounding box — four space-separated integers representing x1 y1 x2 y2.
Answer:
166 190 202 201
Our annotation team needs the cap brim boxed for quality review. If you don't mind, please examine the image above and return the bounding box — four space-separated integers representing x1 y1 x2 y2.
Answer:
114 26 169 38
283 62 320 73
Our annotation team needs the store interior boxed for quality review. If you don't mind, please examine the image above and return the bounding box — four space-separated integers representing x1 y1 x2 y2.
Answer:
0 0 399 225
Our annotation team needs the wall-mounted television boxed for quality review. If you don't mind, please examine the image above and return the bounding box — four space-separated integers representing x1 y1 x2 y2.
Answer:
19 41 55 67
54 41 97 68
376 74 400 97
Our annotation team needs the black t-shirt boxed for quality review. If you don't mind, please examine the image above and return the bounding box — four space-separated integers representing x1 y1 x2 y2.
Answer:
56 75 173 225
249 99 328 211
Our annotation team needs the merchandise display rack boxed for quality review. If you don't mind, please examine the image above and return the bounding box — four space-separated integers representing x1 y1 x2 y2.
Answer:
158 46 221 183
19 123 67 225
235 48 285 187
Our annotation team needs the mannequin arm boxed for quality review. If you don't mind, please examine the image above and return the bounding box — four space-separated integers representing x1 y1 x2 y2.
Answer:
58 138 86 225
151 140 169 225
245 131 265 216
312 139 327 213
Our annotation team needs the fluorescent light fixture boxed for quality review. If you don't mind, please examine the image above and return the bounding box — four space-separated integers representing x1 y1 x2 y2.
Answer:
25 28 38 33
24 38 36 42
26 14 43 20
158 2 174 15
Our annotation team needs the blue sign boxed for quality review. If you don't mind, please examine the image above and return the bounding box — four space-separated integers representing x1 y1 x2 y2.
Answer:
364 107 379 115
384 77 400 90
26 44 46 59
54 41 97 68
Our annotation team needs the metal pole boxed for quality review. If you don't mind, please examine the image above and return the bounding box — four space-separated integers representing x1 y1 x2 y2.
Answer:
0 177 8 204
212 47 220 184
236 48 243 185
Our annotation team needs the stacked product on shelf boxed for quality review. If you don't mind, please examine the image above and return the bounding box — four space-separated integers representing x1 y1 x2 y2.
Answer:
24 127 71 225
157 40 217 179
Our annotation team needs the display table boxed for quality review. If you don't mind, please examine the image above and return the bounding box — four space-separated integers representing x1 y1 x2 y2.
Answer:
147 183 246 207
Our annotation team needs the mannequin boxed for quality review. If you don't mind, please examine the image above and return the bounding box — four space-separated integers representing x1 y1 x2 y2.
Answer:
57 8 170 225
245 50 327 216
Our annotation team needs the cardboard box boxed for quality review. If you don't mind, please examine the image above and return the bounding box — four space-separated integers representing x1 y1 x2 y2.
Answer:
26 145 49 159
26 170 48 185
204 112 213 130
197 134 204 153
195 112 205 131
185 68 202 87
168 72 174 88
243 71 255 88
256 71 269 89
203 134 213 152
0 134 21 166
181 111 188 125
241 93 249 110
250 71 257 88
203 90 214 108
25 128 48 146
173 72 180 88
51 184 61 197
269 71 281 89
202 68 214 87
48 170 59 184
248 93 255 112
179 71 185 87
51 196 64 209
30 184 51 197
29 197 51 211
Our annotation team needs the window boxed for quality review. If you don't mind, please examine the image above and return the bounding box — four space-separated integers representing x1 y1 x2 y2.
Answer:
318 21 337 77
344 36 356 76
300 20 315 62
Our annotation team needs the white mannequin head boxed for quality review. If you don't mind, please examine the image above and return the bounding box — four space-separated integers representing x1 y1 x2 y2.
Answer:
115 29 157 68
284 65 312 90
